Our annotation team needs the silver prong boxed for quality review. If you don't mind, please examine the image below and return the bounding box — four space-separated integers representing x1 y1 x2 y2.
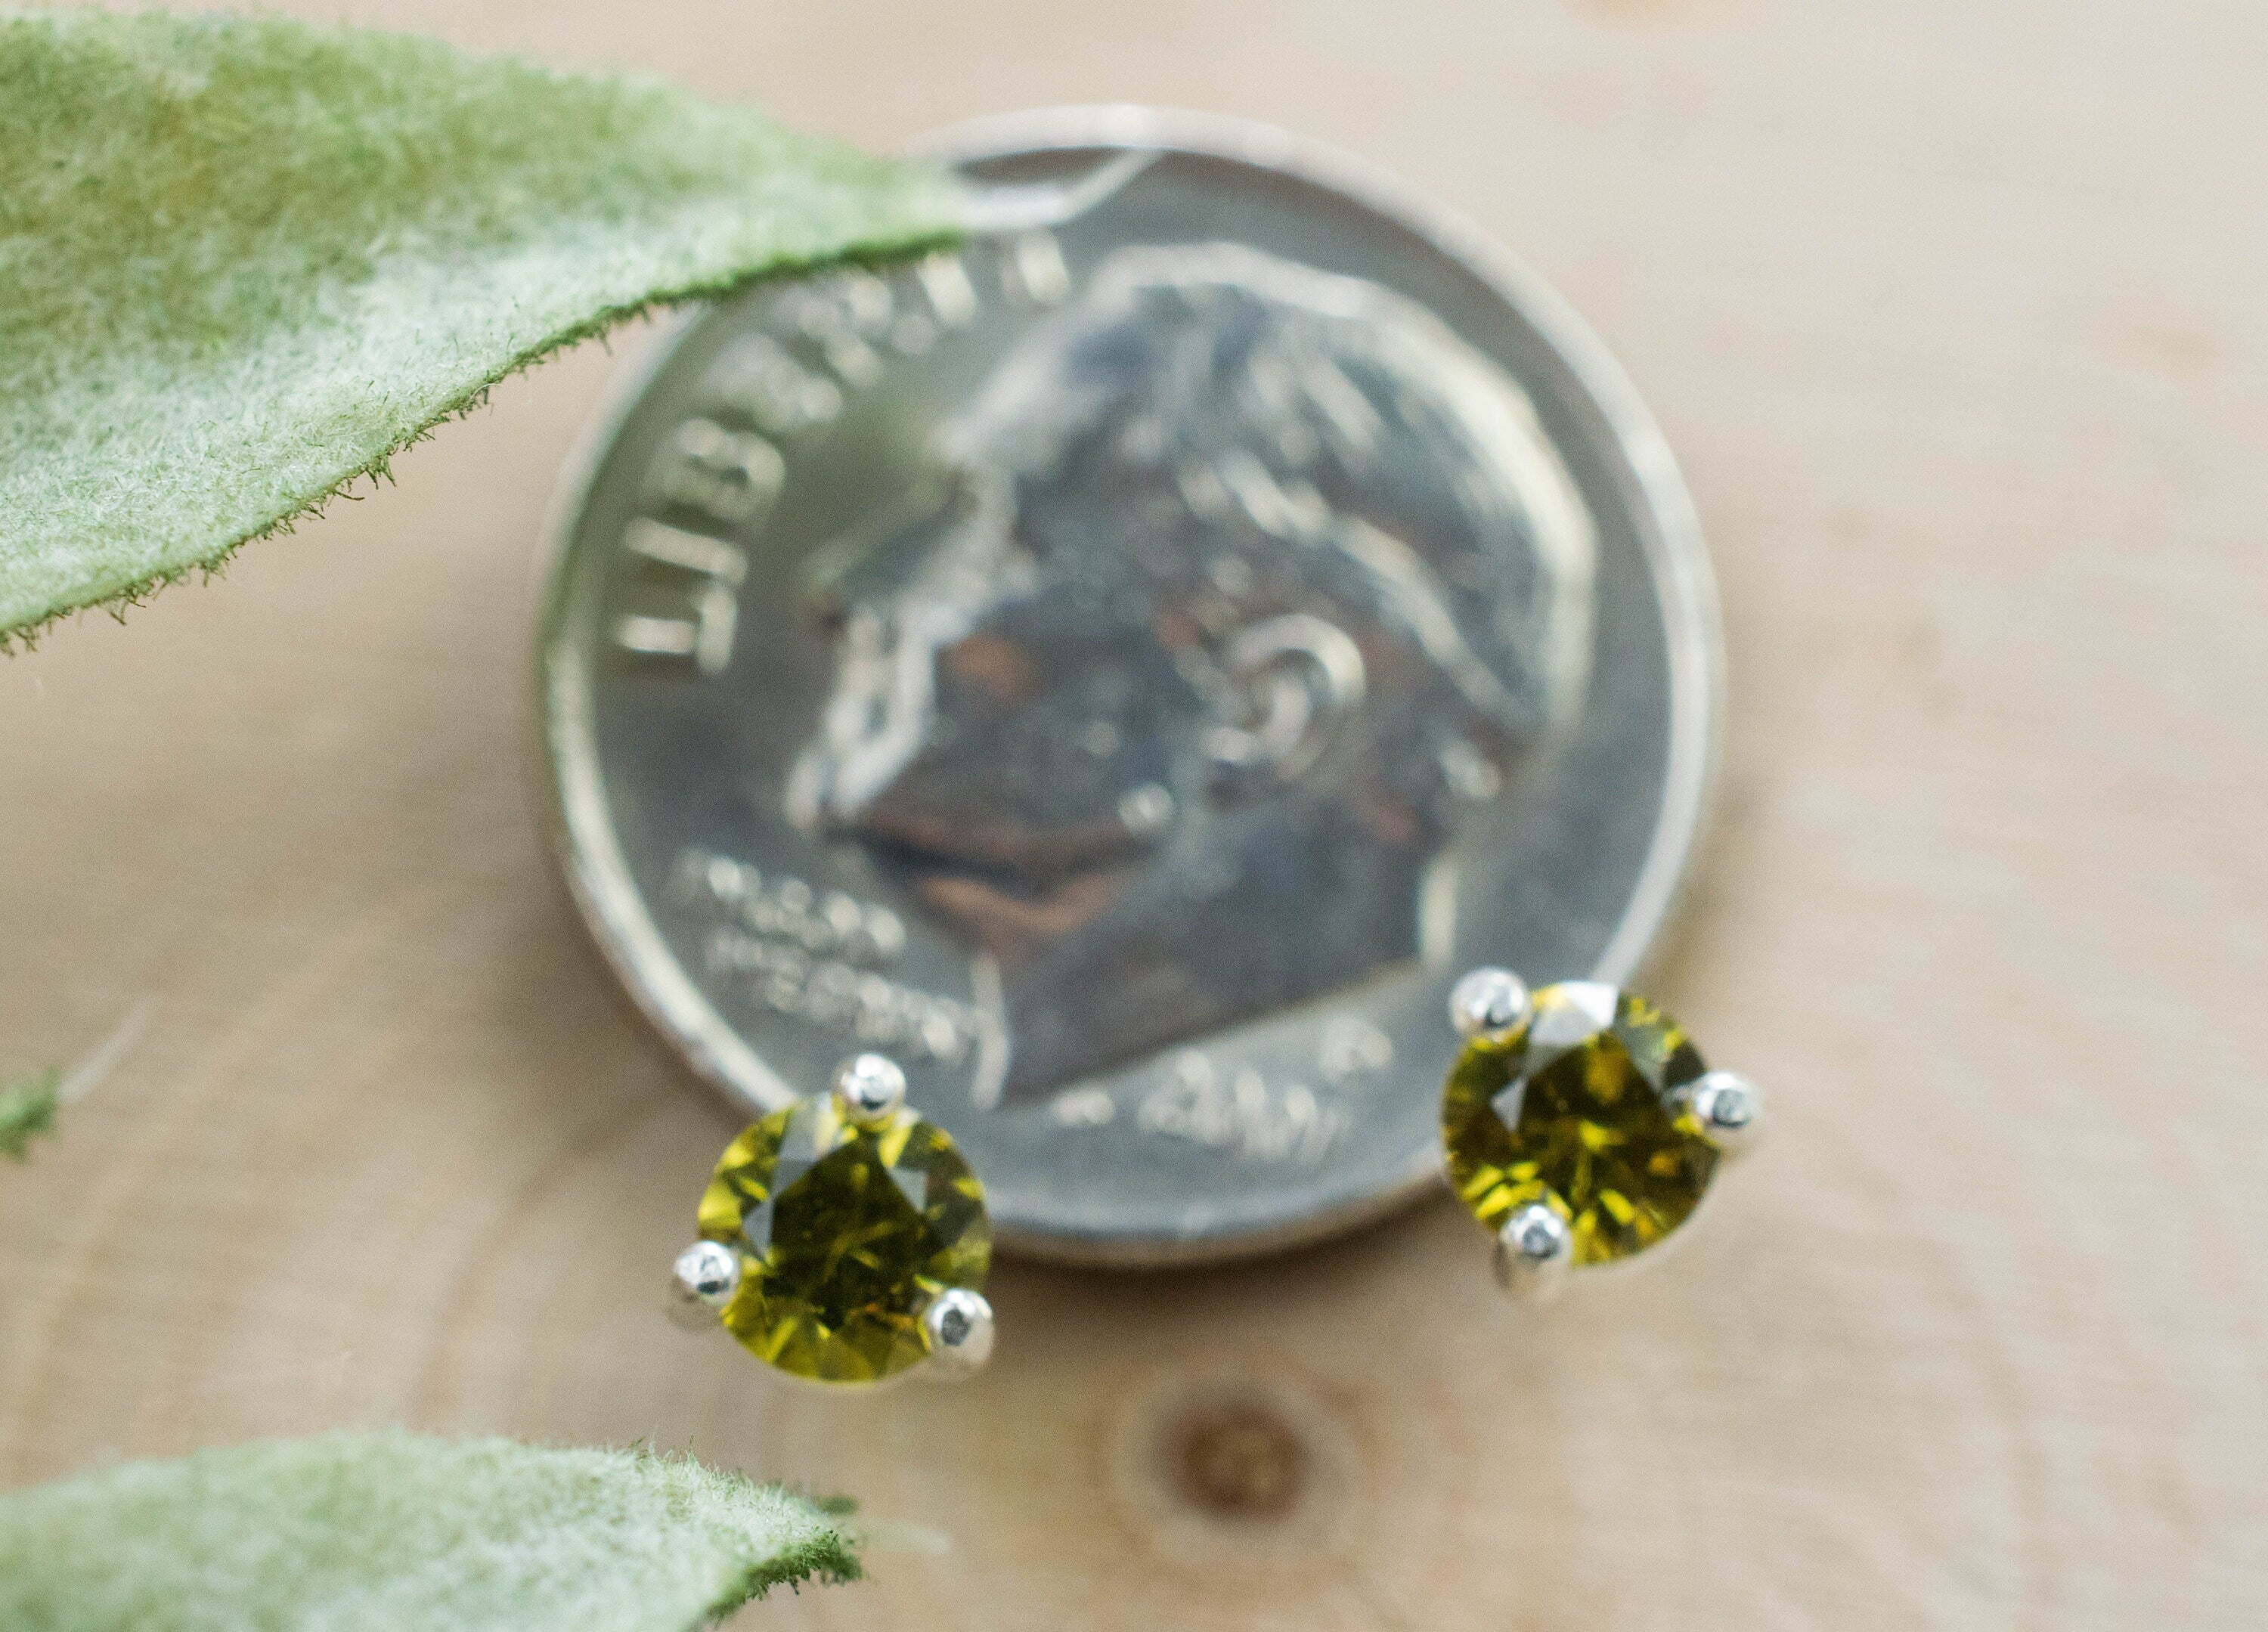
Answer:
830 1053 908 1127
1449 966 1532 1042
668 1240 740 1331
919 1288 995 1380
1676 1070 1764 1158
1492 1202 1572 1303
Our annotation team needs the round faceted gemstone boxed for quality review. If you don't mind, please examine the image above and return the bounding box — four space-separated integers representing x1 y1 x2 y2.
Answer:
697 1095 990 1383
1441 980 1718 1266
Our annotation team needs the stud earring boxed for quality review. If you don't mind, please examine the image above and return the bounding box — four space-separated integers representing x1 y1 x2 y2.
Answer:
1442 968 1762 1302
669 1052 994 1384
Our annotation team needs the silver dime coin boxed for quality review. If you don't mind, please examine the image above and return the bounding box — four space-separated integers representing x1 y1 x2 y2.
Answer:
535 107 1721 1265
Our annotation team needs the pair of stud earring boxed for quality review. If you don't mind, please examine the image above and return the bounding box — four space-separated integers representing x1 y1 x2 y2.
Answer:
668 968 1764 1385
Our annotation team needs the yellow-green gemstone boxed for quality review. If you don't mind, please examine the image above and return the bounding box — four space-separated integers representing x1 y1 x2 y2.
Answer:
698 1095 990 1383
1442 980 1718 1265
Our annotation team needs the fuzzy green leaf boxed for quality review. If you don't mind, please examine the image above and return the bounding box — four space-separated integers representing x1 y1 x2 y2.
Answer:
0 1431 861 1632
0 1068 61 1161
0 10 963 643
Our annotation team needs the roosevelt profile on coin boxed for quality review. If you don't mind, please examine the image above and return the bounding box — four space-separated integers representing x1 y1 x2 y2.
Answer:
783 243 1598 1104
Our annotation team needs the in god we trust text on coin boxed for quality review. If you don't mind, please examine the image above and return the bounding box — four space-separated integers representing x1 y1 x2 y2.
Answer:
537 109 1721 1264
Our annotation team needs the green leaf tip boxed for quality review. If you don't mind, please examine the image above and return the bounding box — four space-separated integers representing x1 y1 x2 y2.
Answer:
0 1069 62 1162
0 1429 862 1632
0 9 968 645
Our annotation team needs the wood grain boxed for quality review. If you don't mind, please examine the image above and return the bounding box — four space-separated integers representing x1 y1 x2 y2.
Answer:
4 2 2264 1626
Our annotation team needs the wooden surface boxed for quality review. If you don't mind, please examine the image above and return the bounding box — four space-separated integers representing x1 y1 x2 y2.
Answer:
5 2 2266 1626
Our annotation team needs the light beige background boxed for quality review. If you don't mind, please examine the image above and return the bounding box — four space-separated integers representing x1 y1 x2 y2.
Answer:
5 2 2265 1627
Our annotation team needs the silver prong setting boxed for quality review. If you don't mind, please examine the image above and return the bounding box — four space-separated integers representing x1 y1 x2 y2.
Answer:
1492 1202 1572 1303
668 1239 740 1330
919 1288 995 1380
830 1052 908 1127
1677 1069 1764 1158
1449 966 1532 1042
